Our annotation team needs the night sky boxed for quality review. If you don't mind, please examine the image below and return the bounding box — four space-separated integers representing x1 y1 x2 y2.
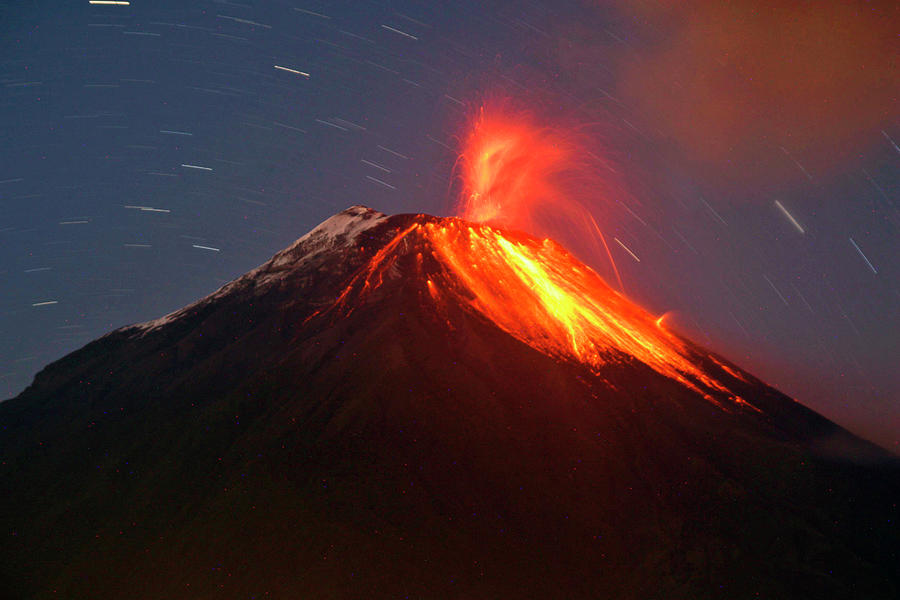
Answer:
1 1 897 451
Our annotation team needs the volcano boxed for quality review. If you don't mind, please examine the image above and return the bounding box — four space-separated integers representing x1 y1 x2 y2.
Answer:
1 206 898 599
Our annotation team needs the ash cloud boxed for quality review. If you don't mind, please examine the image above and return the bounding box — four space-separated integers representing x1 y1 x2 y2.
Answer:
571 1 898 184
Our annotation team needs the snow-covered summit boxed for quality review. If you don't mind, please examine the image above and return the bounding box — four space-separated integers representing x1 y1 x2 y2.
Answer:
268 205 386 268
124 206 387 335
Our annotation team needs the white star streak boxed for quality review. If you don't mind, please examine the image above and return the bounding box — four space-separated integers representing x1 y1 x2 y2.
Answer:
849 237 877 274
274 65 310 78
774 200 805 234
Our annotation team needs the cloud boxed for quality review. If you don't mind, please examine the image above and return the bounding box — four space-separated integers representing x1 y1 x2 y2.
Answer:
609 1 898 182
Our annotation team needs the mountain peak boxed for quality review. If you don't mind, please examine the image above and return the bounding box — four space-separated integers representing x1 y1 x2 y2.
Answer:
262 205 388 272
119 207 762 411
289 205 386 249
124 206 388 335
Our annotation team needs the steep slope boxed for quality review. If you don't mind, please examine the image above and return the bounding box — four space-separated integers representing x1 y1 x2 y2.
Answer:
1 206 898 599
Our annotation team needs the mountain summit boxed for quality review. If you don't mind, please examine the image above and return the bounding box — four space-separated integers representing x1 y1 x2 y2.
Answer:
2 206 898 599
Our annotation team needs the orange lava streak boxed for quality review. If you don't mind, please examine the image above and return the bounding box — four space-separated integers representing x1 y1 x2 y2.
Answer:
587 213 625 295
424 221 745 405
331 223 419 316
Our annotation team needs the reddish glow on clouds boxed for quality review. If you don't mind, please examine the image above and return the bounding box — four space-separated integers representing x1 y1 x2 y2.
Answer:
613 0 898 180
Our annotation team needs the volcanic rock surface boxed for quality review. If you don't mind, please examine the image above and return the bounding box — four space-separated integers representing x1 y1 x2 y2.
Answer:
1 206 898 599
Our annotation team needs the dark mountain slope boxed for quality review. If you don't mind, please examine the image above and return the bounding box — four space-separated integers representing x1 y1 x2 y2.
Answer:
1 206 897 599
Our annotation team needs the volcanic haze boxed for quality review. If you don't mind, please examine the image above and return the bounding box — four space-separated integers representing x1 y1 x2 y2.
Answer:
1 206 898 599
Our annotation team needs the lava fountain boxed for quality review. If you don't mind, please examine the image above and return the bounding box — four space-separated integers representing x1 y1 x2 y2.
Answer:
455 104 570 233
454 102 628 292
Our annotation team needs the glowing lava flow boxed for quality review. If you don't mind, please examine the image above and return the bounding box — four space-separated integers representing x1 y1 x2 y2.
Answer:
423 221 749 407
328 218 752 410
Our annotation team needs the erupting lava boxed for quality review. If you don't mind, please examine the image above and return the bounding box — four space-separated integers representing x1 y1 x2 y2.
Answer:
454 102 629 292
331 217 751 409
456 105 571 233
328 104 753 408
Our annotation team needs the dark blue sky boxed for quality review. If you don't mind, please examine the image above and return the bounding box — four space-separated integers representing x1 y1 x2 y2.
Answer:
1 1 897 451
